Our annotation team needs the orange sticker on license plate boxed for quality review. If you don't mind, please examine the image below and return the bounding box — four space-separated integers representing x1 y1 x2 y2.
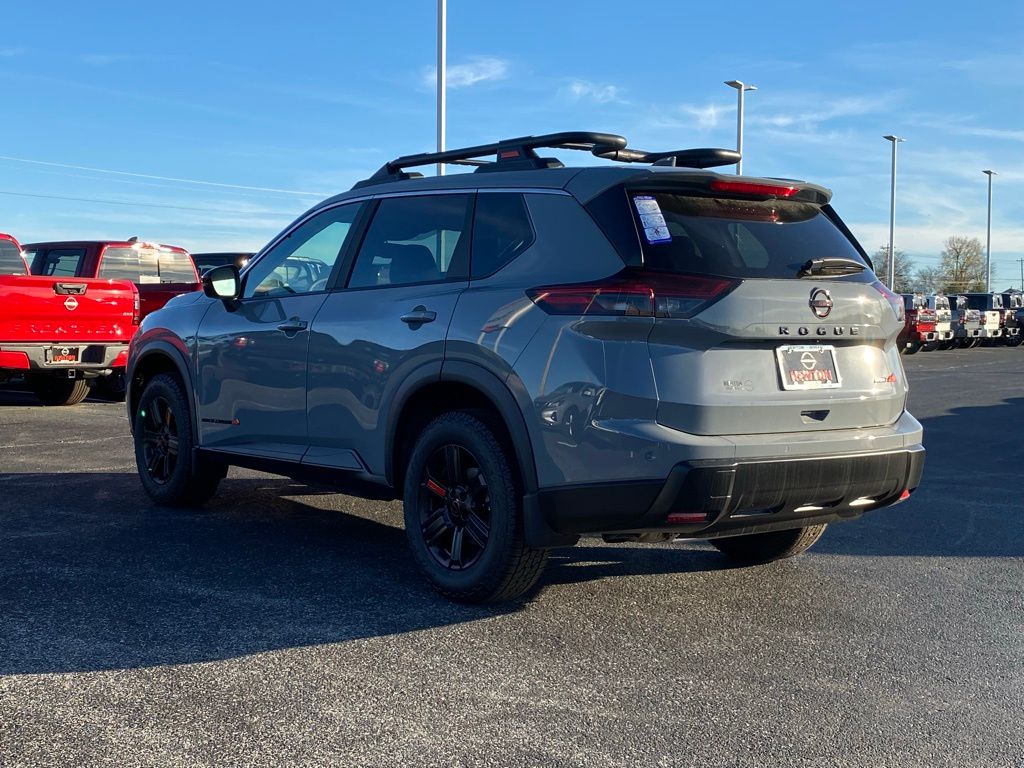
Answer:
47 346 80 364
776 345 841 390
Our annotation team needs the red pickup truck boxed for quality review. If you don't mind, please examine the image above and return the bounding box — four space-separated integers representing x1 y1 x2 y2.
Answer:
0 232 140 405
23 239 200 319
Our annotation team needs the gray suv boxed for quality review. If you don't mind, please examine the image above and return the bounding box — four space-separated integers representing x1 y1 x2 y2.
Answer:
127 132 925 602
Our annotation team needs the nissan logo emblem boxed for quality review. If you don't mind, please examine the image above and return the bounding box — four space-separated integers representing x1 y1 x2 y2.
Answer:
809 288 833 319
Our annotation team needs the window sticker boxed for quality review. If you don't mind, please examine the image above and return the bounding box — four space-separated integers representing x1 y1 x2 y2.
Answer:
632 195 672 244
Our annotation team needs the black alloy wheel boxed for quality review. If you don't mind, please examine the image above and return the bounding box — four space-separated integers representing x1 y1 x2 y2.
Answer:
419 444 492 571
140 395 179 485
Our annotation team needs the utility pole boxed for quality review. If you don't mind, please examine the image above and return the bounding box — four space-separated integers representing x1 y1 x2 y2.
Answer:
725 80 756 175
883 135 905 290
436 0 446 176
983 170 996 292
1016 257 1023 292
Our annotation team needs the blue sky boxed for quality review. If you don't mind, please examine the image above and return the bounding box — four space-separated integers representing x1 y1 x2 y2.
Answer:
2 1 1023 287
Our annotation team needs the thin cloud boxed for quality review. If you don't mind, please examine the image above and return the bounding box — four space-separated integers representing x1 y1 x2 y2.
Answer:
422 56 509 89
566 80 623 104
753 95 893 129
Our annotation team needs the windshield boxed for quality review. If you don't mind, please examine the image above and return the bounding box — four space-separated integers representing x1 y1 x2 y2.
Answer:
0 239 26 275
629 192 871 281
99 246 197 284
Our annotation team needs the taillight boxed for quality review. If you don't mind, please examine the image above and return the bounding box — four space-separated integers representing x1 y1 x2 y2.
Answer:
527 271 738 318
871 280 905 322
709 180 799 198
132 287 141 326
979 314 987 326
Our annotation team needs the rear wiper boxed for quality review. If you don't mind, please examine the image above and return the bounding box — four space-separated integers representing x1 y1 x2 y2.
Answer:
798 257 866 278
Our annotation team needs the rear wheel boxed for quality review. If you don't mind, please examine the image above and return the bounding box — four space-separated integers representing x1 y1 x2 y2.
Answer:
902 341 921 355
133 373 223 506
403 411 547 603
711 524 827 564
1005 333 1023 348
94 371 127 402
28 373 90 406
921 340 940 352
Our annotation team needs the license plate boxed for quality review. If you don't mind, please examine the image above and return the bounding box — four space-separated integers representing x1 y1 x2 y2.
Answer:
46 346 80 365
776 345 841 390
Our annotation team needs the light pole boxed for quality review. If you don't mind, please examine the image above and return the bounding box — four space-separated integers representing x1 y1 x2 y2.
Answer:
436 0 446 176
724 80 756 175
883 135 905 290
983 169 996 292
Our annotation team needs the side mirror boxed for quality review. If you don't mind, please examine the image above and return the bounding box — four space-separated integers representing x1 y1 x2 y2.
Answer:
202 264 241 302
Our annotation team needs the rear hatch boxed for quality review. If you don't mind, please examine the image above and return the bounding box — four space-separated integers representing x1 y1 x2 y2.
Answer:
0 275 138 343
590 178 906 435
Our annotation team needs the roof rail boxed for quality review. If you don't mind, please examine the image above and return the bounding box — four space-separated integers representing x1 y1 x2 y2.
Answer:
354 131 740 188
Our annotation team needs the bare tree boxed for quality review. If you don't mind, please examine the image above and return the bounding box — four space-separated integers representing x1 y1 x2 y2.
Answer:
873 245 915 292
913 265 945 294
939 236 985 293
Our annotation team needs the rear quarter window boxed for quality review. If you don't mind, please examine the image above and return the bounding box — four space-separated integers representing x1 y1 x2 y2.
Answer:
471 193 534 279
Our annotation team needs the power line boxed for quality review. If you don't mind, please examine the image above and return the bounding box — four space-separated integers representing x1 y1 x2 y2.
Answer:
0 189 299 216
0 155 327 197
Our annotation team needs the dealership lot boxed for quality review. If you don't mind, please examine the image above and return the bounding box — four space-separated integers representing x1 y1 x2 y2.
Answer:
0 348 1021 767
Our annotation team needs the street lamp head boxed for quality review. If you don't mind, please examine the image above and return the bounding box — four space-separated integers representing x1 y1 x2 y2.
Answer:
883 135 905 143
983 169 997 176
724 80 757 91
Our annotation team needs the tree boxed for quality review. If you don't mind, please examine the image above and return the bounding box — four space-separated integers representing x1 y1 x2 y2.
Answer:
913 265 945 294
939 236 985 294
872 245 915 293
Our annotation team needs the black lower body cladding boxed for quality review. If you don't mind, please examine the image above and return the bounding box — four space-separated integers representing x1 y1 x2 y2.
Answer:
539 447 925 537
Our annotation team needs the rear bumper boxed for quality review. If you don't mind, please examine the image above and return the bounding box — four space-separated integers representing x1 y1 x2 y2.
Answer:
0 343 128 372
538 445 925 538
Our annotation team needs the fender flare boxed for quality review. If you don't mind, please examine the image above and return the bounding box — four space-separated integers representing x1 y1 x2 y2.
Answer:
126 340 196 437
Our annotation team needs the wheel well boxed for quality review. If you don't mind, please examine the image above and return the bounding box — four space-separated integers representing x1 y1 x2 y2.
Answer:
391 381 520 494
128 353 185 422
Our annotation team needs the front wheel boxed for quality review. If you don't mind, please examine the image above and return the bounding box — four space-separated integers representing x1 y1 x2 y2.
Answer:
133 373 223 506
28 373 90 406
403 411 547 603
710 524 827 564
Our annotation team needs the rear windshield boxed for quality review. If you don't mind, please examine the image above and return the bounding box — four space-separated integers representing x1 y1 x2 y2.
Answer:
99 246 197 284
628 192 870 280
935 296 950 310
0 239 26 275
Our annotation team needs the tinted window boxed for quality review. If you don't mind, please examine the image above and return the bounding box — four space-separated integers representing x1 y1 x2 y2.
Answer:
471 193 533 278
0 239 25 275
99 247 197 284
630 192 871 280
35 247 87 277
244 203 362 299
348 194 471 289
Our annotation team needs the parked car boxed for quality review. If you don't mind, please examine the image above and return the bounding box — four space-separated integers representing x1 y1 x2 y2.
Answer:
898 293 939 354
126 131 924 602
24 239 199 399
948 295 983 348
0 232 140 405
962 293 1005 345
191 252 254 275
999 291 1023 346
925 294 955 349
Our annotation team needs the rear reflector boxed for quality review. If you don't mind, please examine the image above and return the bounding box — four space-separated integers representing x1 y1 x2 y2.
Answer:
112 350 129 368
709 180 799 198
667 512 708 525
528 271 738 319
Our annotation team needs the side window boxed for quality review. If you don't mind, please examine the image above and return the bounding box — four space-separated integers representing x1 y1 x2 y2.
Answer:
244 203 363 299
347 194 471 289
471 193 534 279
36 248 86 277
0 240 26 275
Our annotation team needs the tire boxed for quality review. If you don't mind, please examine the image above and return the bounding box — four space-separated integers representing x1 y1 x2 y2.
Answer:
967 337 981 349
133 373 223 506
902 341 921 355
938 340 953 351
28 373 90 406
710 524 828 564
403 411 548 603
921 341 940 352
1006 333 1024 348
94 371 127 402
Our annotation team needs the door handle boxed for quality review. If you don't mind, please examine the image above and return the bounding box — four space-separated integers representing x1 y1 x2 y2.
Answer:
277 318 308 333
400 306 437 326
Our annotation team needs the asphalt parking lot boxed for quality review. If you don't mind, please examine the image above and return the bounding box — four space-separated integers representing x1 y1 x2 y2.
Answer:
1 348 1021 768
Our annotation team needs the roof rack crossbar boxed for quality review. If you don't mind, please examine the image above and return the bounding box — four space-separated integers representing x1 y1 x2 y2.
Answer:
592 145 741 169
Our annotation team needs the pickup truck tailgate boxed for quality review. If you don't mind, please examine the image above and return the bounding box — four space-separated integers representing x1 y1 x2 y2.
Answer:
0 276 138 343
